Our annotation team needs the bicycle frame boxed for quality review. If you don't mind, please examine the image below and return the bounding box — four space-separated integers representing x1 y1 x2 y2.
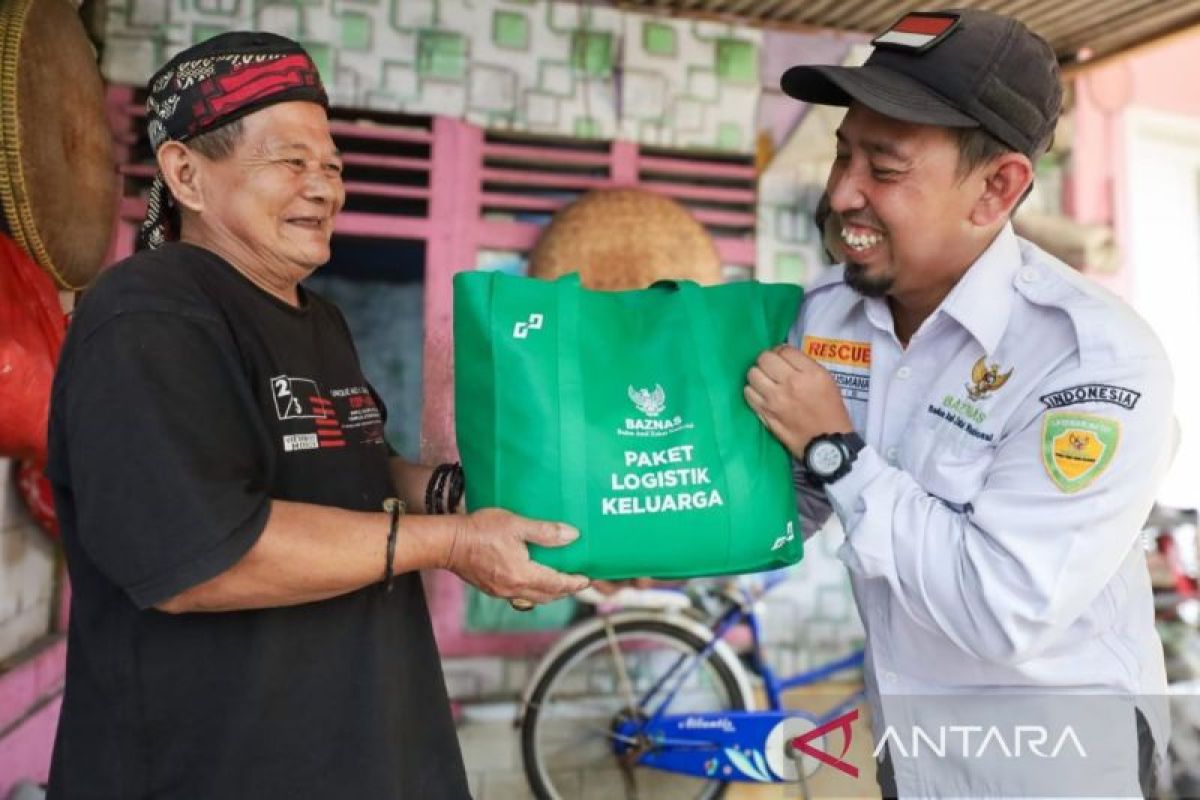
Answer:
609 576 867 784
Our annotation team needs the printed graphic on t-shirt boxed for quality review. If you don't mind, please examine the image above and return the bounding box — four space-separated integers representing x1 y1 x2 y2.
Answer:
271 375 346 451
272 375 323 420
330 385 387 446
271 376 387 452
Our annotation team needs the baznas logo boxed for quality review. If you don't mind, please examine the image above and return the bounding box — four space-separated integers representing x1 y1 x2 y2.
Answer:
628 384 666 417
966 356 1013 401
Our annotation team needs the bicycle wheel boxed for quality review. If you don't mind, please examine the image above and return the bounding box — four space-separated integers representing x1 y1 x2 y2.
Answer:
521 618 752 800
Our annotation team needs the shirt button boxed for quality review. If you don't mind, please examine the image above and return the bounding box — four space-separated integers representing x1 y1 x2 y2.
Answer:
885 446 899 463
1019 266 1040 283
896 366 912 380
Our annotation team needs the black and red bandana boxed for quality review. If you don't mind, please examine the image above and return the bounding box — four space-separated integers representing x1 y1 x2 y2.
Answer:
137 31 328 250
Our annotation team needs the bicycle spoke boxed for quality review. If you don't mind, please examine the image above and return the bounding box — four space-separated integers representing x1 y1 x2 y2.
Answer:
603 618 639 712
523 620 749 800
537 722 639 755
529 697 620 718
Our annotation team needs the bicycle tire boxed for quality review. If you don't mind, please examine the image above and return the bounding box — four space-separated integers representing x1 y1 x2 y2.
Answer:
520 618 752 800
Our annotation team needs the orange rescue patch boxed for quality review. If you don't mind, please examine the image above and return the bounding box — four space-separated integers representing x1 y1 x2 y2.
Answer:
802 336 871 369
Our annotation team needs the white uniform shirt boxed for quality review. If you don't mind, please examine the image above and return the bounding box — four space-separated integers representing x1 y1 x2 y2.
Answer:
792 224 1172 796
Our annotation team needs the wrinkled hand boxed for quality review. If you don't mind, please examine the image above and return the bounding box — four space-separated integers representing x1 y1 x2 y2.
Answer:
744 345 853 457
446 508 590 603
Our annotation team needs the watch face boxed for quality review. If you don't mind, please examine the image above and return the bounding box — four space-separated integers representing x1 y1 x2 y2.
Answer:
808 440 843 476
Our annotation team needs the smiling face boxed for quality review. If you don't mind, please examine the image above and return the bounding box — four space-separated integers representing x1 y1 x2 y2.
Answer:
825 103 991 311
183 101 345 299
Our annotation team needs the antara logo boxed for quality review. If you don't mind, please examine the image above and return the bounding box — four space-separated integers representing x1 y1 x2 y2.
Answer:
791 708 860 778
873 724 1087 759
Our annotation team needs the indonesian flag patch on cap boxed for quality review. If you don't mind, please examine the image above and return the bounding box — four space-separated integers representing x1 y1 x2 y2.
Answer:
872 12 960 52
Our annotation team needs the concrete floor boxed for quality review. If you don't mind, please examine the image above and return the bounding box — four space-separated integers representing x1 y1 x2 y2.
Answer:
455 683 881 800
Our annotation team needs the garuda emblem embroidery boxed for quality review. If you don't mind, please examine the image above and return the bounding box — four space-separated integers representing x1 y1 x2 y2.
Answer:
966 356 1013 401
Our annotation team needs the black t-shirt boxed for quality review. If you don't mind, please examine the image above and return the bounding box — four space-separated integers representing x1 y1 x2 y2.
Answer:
45 243 469 799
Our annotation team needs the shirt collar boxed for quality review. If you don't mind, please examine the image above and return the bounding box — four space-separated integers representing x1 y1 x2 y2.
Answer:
937 222 1022 356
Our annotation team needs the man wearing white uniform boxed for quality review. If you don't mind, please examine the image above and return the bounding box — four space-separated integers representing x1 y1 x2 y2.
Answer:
746 9 1172 797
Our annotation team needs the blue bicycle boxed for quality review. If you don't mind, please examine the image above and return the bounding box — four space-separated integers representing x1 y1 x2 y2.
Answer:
517 573 867 799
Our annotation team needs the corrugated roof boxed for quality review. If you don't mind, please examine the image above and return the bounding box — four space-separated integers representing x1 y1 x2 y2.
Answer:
614 0 1200 67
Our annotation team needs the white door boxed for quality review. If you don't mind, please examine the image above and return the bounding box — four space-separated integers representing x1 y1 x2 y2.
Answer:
1125 109 1200 511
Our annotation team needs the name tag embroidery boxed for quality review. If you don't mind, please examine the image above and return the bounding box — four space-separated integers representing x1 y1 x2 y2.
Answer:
803 337 871 403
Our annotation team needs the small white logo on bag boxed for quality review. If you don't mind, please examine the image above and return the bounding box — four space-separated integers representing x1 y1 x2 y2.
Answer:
513 313 544 339
628 384 666 417
771 521 795 551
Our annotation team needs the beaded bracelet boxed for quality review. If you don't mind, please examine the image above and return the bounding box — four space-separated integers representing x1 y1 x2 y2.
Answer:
423 467 440 516
446 464 465 513
424 462 465 514
382 497 405 592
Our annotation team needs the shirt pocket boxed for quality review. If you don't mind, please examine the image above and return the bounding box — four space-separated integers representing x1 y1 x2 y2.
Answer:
901 419 998 507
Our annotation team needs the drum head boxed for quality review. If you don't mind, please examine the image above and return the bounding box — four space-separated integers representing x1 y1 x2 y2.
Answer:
0 0 116 289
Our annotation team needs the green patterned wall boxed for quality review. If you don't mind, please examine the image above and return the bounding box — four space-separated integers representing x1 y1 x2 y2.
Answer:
102 0 762 153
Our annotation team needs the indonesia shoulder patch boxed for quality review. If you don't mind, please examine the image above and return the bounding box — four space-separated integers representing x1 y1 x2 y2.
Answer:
1041 412 1120 493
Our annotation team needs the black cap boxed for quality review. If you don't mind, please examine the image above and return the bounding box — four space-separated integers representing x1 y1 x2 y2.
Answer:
780 9 1061 160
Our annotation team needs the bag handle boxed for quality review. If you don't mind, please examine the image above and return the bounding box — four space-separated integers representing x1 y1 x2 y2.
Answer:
671 280 756 564
554 274 590 557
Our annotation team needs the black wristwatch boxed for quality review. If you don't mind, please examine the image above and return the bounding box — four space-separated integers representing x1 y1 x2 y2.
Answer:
802 431 866 487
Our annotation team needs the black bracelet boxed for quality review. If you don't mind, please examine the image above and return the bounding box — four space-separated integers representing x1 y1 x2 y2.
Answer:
426 465 442 514
425 463 451 514
422 463 465 515
432 465 449 515
446 463 465 513
382 497 405 592
424 468 439 515
436 463 451 515
446 463 464 512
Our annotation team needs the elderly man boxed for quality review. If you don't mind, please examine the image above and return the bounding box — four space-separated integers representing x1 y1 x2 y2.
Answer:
46 32 586 798
747 9 1171 797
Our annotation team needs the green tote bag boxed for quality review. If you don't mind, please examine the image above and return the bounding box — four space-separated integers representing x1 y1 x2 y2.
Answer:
454 272 804 580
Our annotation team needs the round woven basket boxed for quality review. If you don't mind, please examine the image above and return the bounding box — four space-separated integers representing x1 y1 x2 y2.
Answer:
529 188 721 290
0 0 116 289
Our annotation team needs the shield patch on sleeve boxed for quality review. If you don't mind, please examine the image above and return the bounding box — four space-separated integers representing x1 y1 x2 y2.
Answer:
1041 412 1120 493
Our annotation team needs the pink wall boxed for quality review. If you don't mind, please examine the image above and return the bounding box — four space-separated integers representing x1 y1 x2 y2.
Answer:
0 639 66 796
1067 31 1200 297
